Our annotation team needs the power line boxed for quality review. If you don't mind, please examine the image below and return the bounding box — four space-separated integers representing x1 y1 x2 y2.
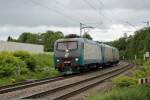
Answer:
52 0 89 22
83 0 113 23
96 0 139 32
84 0 98 11
126 21 137 30
96 0 125 24
29 0 80 24
96 0 104 6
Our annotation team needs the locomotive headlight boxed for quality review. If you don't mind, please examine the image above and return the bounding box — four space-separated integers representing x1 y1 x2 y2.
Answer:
57 59 60 62
75 58 79 61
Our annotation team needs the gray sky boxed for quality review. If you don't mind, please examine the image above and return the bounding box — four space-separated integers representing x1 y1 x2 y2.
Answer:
0 0 149 41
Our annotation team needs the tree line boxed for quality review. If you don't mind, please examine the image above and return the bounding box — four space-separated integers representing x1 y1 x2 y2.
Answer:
108 27 150 60
7 27 150 59
8 31 92 52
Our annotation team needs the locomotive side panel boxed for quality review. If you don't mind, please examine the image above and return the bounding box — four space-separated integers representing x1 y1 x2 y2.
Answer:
103 45 112 63
83 42 102 64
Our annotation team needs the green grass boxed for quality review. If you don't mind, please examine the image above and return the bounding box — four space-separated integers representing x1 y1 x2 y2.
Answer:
88 59 150 100
88 85 150 100
0 51 60 86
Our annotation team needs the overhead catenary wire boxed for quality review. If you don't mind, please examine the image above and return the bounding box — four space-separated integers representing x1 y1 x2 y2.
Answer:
29 0 81 24
93 0 125 25
96 0 139 33
52 0 90 22
126 21 138 30
28 0 138 36
83 0 113 24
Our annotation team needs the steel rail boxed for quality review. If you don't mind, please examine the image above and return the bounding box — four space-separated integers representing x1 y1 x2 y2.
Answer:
22 63 132 100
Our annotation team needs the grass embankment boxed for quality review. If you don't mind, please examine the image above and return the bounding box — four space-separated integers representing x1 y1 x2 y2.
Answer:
88 85 150 100
88 60 150 100
0 51 59 86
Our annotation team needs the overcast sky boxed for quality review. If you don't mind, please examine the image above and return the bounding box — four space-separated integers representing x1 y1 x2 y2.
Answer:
0 0 149 41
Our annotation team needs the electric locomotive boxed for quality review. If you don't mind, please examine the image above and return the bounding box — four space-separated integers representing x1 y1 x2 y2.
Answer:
54 38 119 74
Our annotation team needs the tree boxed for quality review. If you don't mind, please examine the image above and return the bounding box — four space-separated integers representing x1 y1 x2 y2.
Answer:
17 32 39 44
65 34 80 38
109 27 150 60
40 31 64 51
83 33 93 40
7 36 14 41
7 30 64 52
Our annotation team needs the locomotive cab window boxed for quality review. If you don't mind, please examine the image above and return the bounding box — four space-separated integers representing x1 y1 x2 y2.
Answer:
57 41 78 51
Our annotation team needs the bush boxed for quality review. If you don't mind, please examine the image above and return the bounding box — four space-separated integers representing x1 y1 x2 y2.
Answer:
0 51 59 86
132 60 150 79
32 53 54 68
13 51 37 71
113 75 136 87
0 52 29 78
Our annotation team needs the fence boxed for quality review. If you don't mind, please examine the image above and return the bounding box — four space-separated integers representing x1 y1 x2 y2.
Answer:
138 77 150 84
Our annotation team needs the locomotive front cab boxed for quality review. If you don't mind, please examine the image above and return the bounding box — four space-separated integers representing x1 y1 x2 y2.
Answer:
54 39 83 74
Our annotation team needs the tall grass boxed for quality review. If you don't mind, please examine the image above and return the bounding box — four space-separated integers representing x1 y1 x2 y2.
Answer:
88 85 150 100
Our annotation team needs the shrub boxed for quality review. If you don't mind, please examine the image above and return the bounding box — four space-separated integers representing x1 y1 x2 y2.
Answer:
88 85 150 100
0 52 29 78
32 53 54 68
13 51 37 71
0 51 59 86
144 59 150 66
113 75 136 87
133 61 150 79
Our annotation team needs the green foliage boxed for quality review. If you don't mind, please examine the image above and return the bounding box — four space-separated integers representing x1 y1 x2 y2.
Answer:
65 34 80 38
109 27 150 60
132 60 150 78
88 85 150 100
18 32 39 44
113 59 150 88
32 53 54 69
113 75 136 87
7 36 16 42
83 33 93 40
0 51 60 86
8 31 64 52
0 52 29 78
13 51 31 60
13 51 37 71
28 68 60 79
41 31 64 51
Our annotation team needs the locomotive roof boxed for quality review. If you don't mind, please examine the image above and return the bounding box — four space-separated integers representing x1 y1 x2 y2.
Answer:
56 38 98 44
55 38 118 50
55 38 84 42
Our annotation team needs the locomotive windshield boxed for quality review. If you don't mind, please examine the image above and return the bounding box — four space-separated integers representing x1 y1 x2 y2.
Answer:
57 41 78 51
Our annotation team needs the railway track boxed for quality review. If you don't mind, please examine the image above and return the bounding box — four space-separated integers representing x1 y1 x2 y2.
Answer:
0 69 108 95
0 63 120 94
0 75 75 94
21 62 133 100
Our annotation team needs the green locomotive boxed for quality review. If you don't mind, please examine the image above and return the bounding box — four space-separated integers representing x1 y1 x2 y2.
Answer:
54 38 119 74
